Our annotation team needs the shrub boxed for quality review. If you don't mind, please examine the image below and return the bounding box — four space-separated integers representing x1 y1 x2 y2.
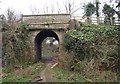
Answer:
64 22 118 65
2 22 33 70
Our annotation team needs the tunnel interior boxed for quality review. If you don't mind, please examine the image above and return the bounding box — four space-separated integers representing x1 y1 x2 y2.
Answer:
34 29 59 62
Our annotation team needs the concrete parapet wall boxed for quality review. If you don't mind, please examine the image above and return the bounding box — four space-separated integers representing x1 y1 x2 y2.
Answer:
23 14 70 22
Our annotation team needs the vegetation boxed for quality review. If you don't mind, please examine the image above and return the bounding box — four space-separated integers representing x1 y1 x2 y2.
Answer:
2 61 87 82
2 22 34 72
84 3 96 22
102 4 115 17
64 23 119 82
64 23 118 60
102 4 116 25
83 2 119 25
2 22 119 82
95 0 100 24
2 1 119 82
84 3 96 17
95 1 100 17
2 62 45 82
53 67 86 82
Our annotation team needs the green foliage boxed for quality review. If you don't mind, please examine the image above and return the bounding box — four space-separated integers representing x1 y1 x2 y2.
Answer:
102 4 115 17
64 23 119 81
2 22 33 69
16 22 28 31
2 62 45 82
64 30 94 60
53 67 86 82
84 3 96 16
64 23 118 61
2 62 86 82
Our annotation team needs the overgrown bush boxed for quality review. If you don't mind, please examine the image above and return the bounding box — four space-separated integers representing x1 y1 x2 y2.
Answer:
2 22 33 71
64 22 118 70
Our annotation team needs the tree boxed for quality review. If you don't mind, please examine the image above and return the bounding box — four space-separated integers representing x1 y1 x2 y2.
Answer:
95 0 101 24
6 8 21 28
115 2 120 19
102 4 115 25
30 6 41 15
84 3 96 22
63 0 81 17
102 4 115 17
57 1 62 14
6 8 16 23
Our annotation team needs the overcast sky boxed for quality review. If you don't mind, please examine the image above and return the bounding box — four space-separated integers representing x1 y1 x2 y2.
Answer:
0 0 117 16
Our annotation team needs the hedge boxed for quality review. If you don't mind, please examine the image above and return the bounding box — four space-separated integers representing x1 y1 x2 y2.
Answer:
64 23 118 61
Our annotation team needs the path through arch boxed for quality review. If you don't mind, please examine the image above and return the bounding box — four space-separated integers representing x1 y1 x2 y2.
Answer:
34 29 59 62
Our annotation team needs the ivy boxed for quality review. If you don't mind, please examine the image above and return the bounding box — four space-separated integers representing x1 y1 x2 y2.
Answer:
64 23 118 61
2 22 33 68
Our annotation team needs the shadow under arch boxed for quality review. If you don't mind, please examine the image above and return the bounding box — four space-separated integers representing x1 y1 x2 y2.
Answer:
34 29 59 62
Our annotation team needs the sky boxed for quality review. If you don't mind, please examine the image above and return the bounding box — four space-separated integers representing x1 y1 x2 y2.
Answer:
0 0 118 16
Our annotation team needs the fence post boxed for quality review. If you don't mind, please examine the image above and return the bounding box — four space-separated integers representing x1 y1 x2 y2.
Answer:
96 17 100 25
110 17 113 25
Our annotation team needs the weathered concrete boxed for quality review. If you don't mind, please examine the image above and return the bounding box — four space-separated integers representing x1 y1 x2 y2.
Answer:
22 14 70 62
22 14 70 29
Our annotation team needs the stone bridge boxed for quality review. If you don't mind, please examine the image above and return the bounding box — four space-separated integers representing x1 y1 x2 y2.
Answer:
22 14 70 62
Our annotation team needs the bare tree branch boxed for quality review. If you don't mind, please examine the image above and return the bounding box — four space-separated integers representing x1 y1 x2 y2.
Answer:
71 6 82 14
63 0 81 16
51 4 54 14
6 8 16 23
29 5 41 15
5 8 21 28
57 1 62 14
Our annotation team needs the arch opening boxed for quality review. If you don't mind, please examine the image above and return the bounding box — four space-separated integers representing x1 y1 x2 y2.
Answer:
34 29 59 62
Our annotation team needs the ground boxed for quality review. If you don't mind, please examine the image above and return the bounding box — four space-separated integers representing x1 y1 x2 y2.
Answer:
2 40 86 82
2 56 86 82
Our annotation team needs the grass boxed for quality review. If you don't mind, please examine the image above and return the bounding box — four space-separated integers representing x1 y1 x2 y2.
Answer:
52 67 86 82
2 61 86 82
2 62 45 82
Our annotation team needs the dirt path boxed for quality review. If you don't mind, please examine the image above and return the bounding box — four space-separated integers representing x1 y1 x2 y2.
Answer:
40 63 56 82
31 56 57 82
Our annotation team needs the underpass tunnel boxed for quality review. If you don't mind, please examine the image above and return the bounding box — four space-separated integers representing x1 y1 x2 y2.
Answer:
34 29 59 62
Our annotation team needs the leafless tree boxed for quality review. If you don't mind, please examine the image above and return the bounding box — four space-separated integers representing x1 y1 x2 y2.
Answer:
57 1 62 14
6 8 16 23
51 4 54 14
30 5 41 15
29 0 81 15
63 0 81 16
6 8 21 28
43 5 49 14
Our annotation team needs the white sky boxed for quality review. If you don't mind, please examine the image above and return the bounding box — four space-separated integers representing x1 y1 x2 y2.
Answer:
0 0 117 16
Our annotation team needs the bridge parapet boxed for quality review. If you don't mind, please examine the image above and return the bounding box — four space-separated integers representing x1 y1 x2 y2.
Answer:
22 14 70 29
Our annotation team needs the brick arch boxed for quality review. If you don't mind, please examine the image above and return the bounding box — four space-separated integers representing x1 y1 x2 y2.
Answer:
34 29 59 62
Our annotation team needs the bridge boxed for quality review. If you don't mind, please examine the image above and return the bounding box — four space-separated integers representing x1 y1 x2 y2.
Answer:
22 14 70 62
